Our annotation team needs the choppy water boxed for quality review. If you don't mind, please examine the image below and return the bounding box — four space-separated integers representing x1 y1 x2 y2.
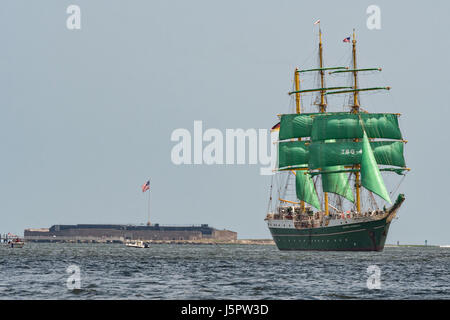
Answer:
0 243 449 299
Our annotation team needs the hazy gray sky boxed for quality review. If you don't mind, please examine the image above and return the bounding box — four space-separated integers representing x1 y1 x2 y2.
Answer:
1 0 449 244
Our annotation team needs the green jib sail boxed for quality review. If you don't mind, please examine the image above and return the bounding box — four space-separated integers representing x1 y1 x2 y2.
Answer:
321 165 355 203
308 140 405 169
311 113 402 141
278 141 309 169
361 131 391 204
279 113 314 140
295 172 321 210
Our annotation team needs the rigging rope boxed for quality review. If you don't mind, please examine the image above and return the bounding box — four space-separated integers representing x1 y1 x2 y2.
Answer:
390 173 407 196
267 175 274 213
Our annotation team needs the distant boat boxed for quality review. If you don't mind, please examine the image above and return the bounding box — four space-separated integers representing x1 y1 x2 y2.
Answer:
7 241 25 248
4 235 25 248
125 240 149 248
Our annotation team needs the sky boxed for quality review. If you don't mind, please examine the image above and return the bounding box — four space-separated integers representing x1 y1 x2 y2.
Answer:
1 0 449 245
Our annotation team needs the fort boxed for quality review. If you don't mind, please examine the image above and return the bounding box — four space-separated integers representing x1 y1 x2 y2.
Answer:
24 224 237 243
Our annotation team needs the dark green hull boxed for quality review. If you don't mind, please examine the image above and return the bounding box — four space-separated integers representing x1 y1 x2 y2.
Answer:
269 216 391 251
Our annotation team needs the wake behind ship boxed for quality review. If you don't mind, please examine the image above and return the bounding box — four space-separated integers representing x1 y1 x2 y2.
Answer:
265 26 409 251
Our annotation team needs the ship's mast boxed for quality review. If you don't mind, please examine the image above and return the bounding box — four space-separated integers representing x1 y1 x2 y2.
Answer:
295 67 301 114
318 29 326 113
351 29 361 213
286 24 357 214
294 68 305 212
284 28 397 215
318 27 329 216
351 30 360 111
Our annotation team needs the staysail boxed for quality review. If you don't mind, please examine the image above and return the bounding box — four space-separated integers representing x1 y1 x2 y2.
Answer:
360 131 392 204
295 171 321 210
321 165 354 203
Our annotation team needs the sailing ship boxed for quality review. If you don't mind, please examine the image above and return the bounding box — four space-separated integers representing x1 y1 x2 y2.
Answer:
265 26 409 251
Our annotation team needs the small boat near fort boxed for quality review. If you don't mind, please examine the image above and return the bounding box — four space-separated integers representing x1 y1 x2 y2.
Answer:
2 234 25 248
125 240 149 248
7 240 25 248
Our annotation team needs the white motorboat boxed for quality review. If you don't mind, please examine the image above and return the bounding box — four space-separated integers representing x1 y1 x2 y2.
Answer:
125 240 149 248
4 239 25 248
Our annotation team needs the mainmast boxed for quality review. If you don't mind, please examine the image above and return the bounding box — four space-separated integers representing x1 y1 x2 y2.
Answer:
318 29 326 113
351 29 361 213
351 30 359 112
318 27 329 216
294 68 305 212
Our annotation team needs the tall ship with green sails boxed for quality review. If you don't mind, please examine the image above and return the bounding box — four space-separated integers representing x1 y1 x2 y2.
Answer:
265 26 409 251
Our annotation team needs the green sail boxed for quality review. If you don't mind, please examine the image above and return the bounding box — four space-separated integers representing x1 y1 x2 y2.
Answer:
311 113 402 140
311 113 402 141
361 131 391 204
308 140 405 169
296 172 321 210
321 165 355 203
279 113 314 140
278 140 309 170
279 112 401 141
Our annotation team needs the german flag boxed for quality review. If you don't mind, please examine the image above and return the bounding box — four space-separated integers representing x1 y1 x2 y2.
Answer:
271 122 280 132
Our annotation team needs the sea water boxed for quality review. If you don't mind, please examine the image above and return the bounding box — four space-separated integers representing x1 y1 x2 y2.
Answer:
0 243 448 299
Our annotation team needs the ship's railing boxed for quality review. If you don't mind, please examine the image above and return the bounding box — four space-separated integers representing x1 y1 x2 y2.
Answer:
268 209 386 222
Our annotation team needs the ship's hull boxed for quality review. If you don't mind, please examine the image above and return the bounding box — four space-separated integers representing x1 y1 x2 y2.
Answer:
268 216 391 251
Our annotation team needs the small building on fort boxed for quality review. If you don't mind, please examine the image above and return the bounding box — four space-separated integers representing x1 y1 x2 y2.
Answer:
24 224 237 243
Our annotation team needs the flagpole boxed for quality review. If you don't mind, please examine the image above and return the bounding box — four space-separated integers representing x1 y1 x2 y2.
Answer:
147 179 151 226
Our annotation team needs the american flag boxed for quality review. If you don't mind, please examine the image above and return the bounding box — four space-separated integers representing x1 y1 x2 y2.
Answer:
343 37 351 43
141 180 150 192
